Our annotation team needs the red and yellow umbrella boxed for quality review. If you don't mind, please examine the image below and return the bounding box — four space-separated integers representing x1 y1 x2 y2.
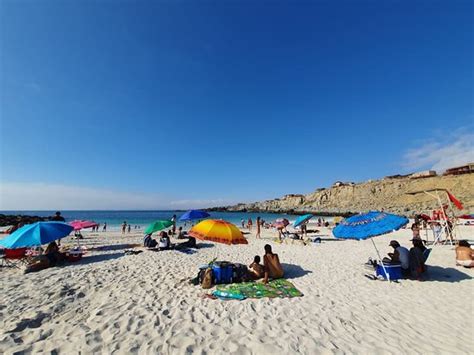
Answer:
188 219 248 245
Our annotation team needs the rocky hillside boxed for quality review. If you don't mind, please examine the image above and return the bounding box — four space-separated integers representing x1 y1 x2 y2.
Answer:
213 174 474 216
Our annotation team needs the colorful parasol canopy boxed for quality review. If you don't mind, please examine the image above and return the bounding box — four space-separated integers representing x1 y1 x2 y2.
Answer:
179 210 210 221
144 220 173 235
0 222 73 248
333 211 409 240
69 220 99 231
188 219 248 245
293 214 313 227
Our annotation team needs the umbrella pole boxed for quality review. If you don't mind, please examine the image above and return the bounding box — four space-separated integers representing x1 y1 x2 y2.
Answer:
371 238 390 282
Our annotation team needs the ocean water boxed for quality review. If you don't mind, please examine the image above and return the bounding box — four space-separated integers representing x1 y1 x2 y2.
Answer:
0 210 331 230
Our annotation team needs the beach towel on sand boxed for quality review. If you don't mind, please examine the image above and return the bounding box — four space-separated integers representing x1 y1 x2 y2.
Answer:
214 279 303 300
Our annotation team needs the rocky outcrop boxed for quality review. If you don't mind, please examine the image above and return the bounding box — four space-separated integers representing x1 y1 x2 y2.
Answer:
212 173 474 216
0 214 49 227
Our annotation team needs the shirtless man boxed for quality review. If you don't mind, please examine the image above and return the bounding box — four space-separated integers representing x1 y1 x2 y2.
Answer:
263 244 284 284
455 240 474 268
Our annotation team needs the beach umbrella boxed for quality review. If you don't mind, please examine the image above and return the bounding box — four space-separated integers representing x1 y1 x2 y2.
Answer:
333 211 409 281
144 220 173 234
69 220 99 231
294 214 313 228
0 222 74 249
188 219 248 245
179 210 210 221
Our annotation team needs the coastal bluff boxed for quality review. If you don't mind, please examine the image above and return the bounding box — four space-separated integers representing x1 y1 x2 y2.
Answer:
210 174 474 216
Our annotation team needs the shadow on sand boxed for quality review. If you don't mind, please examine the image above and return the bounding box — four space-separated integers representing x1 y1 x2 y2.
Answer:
75 252 124 266
281 263 312 279
90 243 140 252
426 265 472 282
197 243 215 249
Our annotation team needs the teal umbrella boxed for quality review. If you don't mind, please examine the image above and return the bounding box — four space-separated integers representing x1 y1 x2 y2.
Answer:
293 214 313 227
0 222 73 248
144 220 173 234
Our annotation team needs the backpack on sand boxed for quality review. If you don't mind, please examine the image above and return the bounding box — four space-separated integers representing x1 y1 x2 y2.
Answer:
201 268 214 289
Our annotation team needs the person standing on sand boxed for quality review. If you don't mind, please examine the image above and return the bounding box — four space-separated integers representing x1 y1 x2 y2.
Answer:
171 214 177 235
127 224 131 233
50 211 66 245
248 218 253 231
103 222 107 232
256 217 261 238
122 221 127 234
241 219 245 228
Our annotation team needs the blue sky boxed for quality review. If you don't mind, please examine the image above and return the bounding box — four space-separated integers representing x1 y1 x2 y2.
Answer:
1 1 473 209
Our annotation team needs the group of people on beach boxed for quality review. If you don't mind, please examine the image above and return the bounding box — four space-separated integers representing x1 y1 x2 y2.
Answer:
248 244 284 284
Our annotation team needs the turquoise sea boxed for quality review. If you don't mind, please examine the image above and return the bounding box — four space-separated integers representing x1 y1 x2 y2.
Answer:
1 210 331 230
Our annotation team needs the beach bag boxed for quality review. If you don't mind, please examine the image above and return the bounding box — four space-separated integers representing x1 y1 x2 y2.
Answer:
201 268 214 289
231 263 249 283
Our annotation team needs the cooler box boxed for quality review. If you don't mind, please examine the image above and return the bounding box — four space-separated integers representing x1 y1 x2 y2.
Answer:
376 263 402 280
212 261 233 284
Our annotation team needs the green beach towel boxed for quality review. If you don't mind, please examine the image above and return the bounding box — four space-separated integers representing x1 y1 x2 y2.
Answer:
214 279 303 300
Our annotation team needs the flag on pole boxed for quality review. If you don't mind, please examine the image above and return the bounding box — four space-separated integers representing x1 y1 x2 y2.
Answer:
447 191 463 210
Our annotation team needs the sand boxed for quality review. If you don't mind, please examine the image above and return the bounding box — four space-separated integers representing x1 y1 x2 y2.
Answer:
1 225 473 354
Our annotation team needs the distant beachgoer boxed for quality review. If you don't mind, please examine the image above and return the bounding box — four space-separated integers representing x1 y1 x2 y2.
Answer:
122 221 127 234
241 219 245 228
455 240 474 268
103 222 107 232
301 221 308 239
171 214 177 235
248 218 253 231
317 218 322 227
256 217 261 239
51 211 65 222
127 224 131 233
177 226 186 239
411 223 421 239
248 255 264 280
50 211 66 245
263 244 284 284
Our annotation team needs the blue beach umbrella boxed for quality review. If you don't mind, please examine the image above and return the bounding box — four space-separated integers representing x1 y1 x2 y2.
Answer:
333 211 408 281
293 214 313 228
179 210 211 222
0 222 74 249
333 211 408 240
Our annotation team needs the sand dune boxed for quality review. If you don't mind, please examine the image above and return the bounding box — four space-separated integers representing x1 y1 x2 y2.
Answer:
1 226 473 354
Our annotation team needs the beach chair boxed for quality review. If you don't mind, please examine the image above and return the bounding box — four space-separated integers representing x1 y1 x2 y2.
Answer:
0 248 28 268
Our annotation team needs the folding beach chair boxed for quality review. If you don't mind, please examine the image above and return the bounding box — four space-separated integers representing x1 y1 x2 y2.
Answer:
0 248 28 269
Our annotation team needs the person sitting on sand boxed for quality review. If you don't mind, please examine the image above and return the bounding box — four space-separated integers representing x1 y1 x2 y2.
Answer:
25 241 64 273
177 226 187 239
263 244 284 284
158 231 171 250
383 240 410 277
409 238 427 279
248 255 264 280
455 240 474 268
144 233 158 248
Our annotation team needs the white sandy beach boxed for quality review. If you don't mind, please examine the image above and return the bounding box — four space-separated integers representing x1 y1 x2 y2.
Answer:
1 225 473 354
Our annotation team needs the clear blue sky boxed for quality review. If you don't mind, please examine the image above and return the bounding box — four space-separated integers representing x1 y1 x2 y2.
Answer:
1 1 473 209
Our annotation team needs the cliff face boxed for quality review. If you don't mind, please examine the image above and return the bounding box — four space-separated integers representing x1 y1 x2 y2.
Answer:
219 174 474 215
